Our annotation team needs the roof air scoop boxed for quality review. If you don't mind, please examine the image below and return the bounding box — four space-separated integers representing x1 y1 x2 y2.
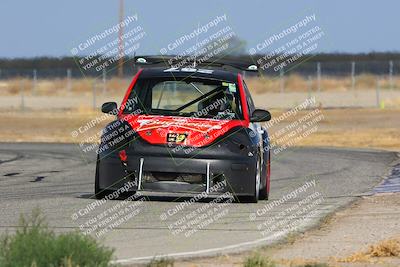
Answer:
136 57 147 63
247 65 258 71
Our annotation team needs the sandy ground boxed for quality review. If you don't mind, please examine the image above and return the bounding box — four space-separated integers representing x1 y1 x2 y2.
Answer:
271 193 400 267
0 95 399 266
166 193 400 267
0 108 399 151
272 108 400 151
165 193 400 267
1 89 400 110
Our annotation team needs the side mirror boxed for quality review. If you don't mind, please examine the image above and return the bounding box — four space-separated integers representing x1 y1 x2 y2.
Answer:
250 109 271 122
101 102 117 114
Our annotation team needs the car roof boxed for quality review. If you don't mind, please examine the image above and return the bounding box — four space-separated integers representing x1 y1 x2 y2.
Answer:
138 67 238 82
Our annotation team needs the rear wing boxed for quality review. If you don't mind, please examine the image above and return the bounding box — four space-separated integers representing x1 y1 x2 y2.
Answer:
133 55 259 72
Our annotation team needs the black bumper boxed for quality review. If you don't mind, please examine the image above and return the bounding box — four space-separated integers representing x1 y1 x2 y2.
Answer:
97 132 258 197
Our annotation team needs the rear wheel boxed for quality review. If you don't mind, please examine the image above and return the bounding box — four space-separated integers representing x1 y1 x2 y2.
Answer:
94 154 121 199
259 151 270 200
94 154 136 200
246 156 261 203
94 156 110 199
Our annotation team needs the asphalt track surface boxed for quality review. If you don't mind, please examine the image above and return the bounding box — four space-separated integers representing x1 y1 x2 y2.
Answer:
0 143 397 264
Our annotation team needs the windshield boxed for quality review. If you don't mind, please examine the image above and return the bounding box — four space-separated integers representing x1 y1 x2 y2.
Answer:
123 77 243 120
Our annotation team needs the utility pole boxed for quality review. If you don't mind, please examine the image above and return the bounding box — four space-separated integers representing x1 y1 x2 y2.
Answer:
67 68 72 92
279 68 284 93
33 69 37 95
317 62 321 92
389 60 393 91
376 78 381 108
20 80 25 111
118 0 124 78
351 61 355 92
102 69 107 94
307 76 312 99
92 81 97 110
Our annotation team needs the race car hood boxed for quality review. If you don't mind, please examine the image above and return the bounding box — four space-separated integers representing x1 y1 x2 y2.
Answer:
119 114 248 147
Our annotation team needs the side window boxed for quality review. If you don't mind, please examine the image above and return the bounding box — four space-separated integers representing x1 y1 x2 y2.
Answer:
243 80 255 115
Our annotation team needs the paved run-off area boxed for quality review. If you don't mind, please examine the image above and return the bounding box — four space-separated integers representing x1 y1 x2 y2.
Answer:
0 143 397 264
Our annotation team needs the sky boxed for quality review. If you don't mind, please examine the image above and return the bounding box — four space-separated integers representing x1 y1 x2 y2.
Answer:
0 0 399 58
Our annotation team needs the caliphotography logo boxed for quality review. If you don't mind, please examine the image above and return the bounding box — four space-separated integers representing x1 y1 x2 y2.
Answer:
1 1 400 267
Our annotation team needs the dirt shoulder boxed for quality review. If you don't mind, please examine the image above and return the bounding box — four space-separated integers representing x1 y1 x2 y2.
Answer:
168 193 400 267
269 108 400 151
0 108 399 151
1 107 399 267
269 193 400 267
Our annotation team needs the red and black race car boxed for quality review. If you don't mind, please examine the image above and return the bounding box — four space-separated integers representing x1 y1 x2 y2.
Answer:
95 57 271 203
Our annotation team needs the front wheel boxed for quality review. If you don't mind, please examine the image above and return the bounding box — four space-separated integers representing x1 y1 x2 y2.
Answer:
259 151 270 200
246 156 261 203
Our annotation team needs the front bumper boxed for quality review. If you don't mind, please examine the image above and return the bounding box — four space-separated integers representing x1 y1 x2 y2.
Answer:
97 131 258 197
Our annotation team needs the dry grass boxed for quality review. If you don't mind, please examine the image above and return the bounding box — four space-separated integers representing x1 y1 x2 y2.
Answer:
246 74 400 93
335 237 400 263
0 108 399 152
368 238 400 257
0 110 106 143
1 75 399 96
0 77 131 96
277 258 330 267
268 108 400 151
299 129 400 150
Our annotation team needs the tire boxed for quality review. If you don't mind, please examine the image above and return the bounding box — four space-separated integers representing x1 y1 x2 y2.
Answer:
94 154 136 200
246 156 261 203
259 151 270 200
94 155 109 199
